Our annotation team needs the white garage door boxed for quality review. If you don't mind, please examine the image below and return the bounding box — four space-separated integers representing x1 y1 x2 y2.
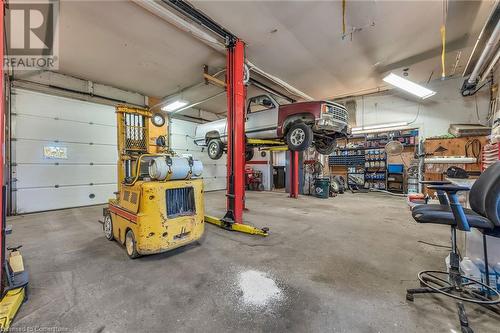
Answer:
170 119 226 191
11 89 117 214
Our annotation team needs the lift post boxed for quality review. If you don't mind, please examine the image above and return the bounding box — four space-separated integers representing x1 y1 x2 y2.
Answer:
289 151 299 198
205 39 268 236
223 39 246 224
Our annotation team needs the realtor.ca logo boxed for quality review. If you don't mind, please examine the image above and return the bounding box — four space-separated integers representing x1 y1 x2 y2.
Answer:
5 0 59 70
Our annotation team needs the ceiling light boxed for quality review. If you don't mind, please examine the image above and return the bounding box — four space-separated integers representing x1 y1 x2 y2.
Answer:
352 121 409 133
383 73 436 99
161 100 189 112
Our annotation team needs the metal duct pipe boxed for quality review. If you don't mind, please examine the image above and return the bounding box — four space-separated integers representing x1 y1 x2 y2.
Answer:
133 0 314 101
480 48 500 81
245 60 314 101
463 0 499 77
133 0 226 52
467 20 500 85
170 91 226 114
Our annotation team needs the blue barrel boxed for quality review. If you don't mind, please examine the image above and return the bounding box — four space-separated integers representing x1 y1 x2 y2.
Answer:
314 178 330 199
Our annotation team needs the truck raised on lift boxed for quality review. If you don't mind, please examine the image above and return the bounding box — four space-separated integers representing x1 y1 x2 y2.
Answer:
194 93 349 160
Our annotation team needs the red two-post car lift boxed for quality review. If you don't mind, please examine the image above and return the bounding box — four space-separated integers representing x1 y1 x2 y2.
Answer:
164 0 302 235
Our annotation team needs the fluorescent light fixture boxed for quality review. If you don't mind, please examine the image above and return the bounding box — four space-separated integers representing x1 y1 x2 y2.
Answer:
352 121 409 133
161 100 189 112
383 73 436 99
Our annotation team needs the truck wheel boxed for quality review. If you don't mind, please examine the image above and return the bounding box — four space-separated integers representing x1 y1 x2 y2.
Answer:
286 122 313 151
245 148 254 161
315 138 336 155
207 139 224 160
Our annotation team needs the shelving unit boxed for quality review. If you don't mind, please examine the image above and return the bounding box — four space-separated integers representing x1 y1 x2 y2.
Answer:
365 132 418 149
387 164 405 193
329 129 419 193
329 149 365 187
364 148 387 190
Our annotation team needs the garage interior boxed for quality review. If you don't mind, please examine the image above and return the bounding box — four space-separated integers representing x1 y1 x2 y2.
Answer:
1 0 500 332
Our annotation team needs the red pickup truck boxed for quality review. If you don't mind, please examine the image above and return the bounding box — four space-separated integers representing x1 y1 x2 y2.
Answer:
194 94 349 159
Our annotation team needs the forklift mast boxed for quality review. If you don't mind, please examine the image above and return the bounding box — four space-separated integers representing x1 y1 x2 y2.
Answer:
116 106 151 184
115 105 168 185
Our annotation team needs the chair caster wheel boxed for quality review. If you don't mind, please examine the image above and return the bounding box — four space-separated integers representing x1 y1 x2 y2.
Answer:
406 293 414 302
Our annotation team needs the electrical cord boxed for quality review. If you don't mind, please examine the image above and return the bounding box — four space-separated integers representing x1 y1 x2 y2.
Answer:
369 188 407 197
465 138 481 163
417 240 451 249
407 103 421 125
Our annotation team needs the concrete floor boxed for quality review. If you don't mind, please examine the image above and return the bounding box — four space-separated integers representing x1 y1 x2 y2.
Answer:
8 191 500 332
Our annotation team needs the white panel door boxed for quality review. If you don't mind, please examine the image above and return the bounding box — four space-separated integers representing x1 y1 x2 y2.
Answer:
170 119 226 191
11 89 117 214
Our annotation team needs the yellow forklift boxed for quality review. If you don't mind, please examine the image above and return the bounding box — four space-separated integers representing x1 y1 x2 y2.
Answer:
102 105 205 258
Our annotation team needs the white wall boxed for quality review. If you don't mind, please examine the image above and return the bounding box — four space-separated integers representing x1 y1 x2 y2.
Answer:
170 119 226 191
352 76 491 138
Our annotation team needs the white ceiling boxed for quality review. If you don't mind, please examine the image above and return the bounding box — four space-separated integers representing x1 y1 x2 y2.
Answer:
192 0 492 99
16 1 494 115
56 1 224 99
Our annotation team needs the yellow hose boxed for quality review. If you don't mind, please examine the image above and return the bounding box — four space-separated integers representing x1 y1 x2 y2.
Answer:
342 0 346 36
440 24 446 78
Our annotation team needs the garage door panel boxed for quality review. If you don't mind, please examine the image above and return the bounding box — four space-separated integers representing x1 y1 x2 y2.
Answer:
204 177 227 192
171 119 226 191
13 115 116 144
13 140 117 164
15 165 116 188
203 164 227 178
12 89 116 125
15 184 117 214
171 133 201 151
12 89 118 214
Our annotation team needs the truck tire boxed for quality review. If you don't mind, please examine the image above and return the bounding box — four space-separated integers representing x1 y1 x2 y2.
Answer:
207 139 224 160
315 138 336 155
330 179 340 194
245 148 254 161
286 122 313 151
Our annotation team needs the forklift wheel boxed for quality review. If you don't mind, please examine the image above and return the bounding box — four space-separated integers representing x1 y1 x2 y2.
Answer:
103 214 114 241
125 230 140 259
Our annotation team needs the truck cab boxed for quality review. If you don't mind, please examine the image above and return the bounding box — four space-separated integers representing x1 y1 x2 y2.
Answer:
194 93 349 159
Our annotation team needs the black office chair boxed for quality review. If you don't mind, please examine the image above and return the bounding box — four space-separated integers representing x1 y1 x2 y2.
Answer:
407 161 500 333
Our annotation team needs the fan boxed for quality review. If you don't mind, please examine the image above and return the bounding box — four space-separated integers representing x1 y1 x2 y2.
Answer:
385 140 404 156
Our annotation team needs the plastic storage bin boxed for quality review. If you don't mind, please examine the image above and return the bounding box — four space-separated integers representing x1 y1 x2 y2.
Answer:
388 164 404 173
